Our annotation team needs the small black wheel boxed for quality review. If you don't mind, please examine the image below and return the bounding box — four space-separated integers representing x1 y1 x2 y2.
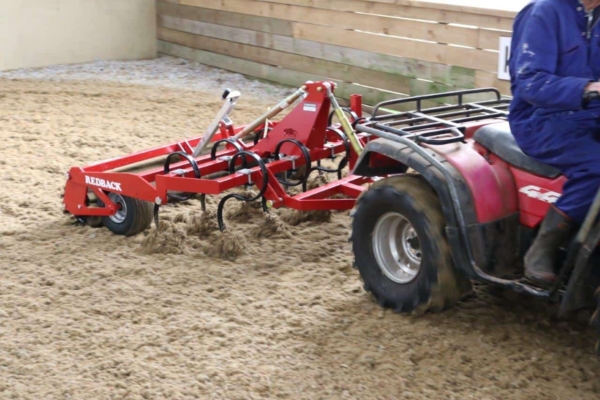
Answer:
351 174 471 314
100 193 153 236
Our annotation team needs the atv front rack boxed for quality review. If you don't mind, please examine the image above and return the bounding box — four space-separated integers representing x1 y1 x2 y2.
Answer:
358 88 510 145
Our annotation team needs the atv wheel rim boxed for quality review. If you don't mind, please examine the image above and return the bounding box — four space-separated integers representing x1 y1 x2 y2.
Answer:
108 193 127 224
372 212 422 284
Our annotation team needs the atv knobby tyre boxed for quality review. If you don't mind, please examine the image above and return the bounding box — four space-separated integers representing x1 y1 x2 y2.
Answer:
100 193 153 236
351 174 471 314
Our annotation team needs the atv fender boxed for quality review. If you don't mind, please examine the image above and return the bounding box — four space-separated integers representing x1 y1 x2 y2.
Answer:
353 137 520 280
354 138 477 224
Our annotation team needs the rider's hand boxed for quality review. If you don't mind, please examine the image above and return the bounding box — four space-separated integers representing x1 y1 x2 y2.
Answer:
582 0 600 11
582 82 600 108
584 82 600 93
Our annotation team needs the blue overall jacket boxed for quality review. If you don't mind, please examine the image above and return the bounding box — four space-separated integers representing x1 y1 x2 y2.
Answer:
508 0 600 224
509 0 600 137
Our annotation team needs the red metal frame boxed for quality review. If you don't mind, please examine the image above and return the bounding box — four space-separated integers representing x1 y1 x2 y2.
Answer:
64 80 567 233
63 81 373 218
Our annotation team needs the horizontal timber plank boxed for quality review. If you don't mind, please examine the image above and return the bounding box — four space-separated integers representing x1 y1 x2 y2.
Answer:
292 23 498 72
158 13 478 88
365 0 517 18
158 41 330 93
260 0 512 43
158 27 414 95
157 2 293 36
163 0 505 56
162 0 515 30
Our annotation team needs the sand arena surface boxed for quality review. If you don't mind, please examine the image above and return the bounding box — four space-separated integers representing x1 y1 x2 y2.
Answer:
0 56 600 399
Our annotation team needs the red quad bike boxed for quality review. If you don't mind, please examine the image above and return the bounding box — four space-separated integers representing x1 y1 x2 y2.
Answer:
61 79 600 354
349 89 600 355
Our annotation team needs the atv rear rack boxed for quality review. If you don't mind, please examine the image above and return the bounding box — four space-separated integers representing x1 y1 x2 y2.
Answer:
358 88 510 145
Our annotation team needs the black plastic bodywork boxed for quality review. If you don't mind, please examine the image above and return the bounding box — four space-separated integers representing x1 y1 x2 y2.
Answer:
467 213 521 279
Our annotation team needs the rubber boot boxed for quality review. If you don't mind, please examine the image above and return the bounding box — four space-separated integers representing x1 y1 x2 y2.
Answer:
524 205 578 287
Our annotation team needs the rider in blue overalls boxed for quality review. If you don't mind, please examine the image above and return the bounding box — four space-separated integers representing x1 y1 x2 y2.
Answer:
509 0 600 286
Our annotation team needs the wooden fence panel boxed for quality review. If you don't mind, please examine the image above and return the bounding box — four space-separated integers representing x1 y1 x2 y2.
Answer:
163 0 500 69
157 41 440 109
157 0 515 107
157 7 480 88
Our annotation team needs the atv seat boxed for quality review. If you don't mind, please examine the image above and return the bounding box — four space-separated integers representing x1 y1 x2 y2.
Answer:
473 122 562 178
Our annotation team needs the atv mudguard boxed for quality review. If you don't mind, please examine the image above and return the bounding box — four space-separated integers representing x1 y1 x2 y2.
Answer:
353 137 521 281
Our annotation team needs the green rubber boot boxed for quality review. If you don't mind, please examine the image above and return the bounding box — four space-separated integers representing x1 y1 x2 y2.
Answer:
524 205 578 286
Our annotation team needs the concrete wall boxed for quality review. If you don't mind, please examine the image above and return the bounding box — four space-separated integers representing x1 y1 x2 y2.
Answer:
0 0 157 71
